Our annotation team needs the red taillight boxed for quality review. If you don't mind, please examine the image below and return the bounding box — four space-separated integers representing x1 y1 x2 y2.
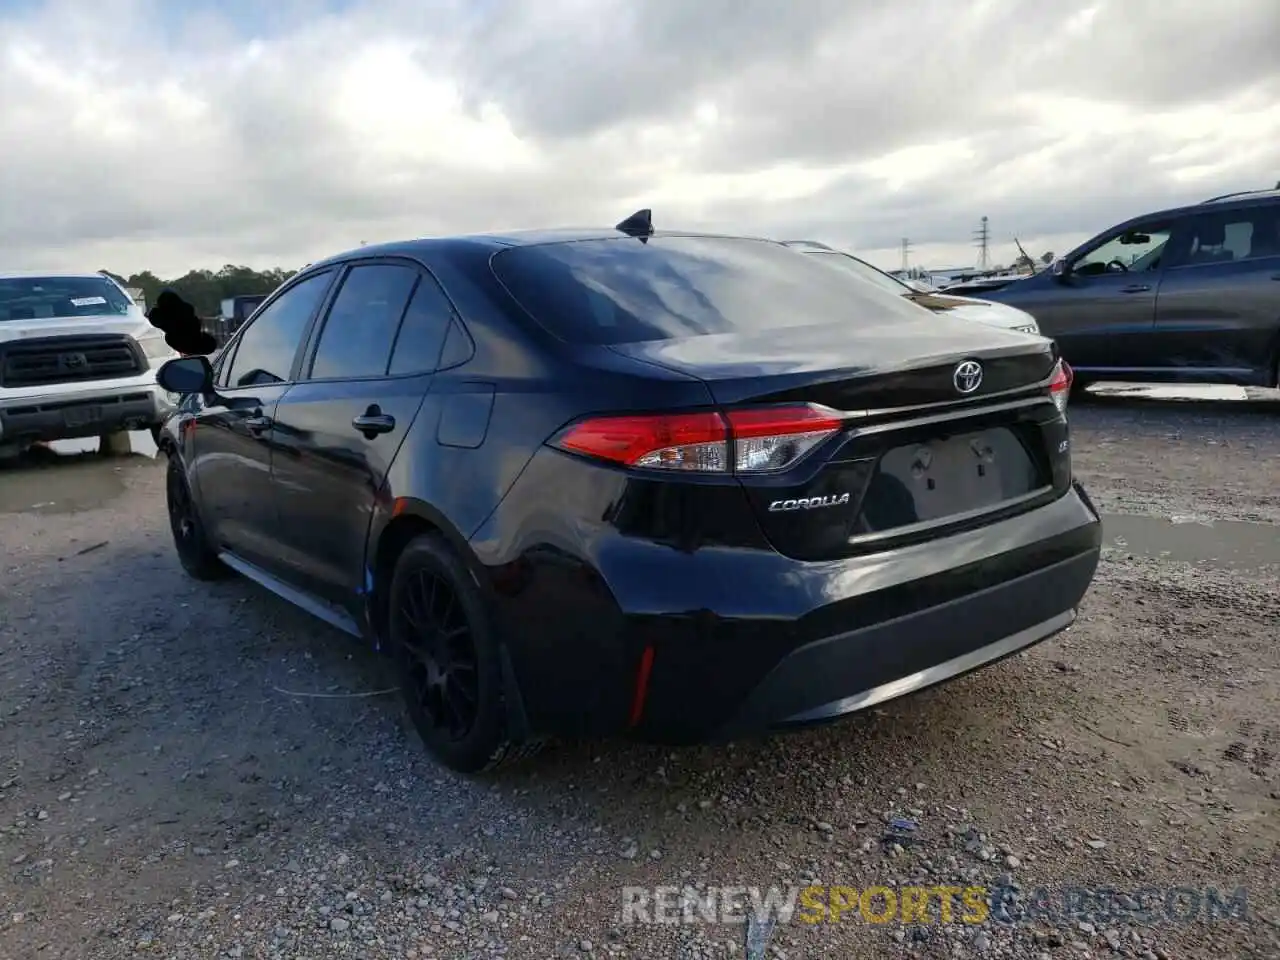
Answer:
551 404 843 474
1048 360 1072 415
554 412 729 472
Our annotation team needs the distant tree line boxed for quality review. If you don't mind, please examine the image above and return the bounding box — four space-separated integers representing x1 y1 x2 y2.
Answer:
99 265 297 317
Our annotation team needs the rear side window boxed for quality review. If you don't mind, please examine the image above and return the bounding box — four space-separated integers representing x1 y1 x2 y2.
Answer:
310 264 418 380
490 236 928 345
1173 206 1280 266
387 275 455 375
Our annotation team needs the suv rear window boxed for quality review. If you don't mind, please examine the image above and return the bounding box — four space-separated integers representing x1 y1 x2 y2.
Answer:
490 236 928 345
0 276 134 322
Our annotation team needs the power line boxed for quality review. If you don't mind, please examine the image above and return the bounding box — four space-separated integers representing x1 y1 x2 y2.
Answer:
973 216 990 271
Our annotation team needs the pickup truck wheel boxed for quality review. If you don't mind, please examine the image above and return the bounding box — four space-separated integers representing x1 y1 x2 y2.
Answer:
99 430 133 456
166 456 229 580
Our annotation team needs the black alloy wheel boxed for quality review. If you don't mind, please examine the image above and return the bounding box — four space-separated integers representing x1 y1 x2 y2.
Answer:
165 456 228 580
398 569 480 742
389 533 539 773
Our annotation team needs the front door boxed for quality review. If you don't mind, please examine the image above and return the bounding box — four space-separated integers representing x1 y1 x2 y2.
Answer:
270 260 454 608
1033 218 1175 372
188 269 336 570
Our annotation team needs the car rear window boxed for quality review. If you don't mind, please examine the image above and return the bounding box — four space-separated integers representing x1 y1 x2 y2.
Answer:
0 276 134 322
489 236 928 345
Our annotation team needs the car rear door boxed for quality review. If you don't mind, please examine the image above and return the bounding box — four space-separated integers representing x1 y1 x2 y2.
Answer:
1150 202 1280 380
189 269 336 570
268 259 452 607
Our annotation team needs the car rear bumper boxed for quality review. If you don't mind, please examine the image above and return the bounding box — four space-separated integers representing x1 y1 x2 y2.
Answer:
0 383 175 443
487 480 1102 743
712 549 1092 738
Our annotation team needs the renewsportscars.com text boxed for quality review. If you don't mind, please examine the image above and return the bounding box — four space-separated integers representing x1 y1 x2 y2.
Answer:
621 884 1250 926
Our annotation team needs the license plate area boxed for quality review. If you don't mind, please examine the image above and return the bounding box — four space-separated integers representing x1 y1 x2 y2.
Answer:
858 427 1041 532
63 405 103 428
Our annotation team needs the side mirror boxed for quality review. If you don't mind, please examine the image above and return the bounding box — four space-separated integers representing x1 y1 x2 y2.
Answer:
1050 258 1070 279
157 355 213 394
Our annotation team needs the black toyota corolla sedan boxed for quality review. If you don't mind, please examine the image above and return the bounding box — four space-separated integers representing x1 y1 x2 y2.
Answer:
155 211 1101 773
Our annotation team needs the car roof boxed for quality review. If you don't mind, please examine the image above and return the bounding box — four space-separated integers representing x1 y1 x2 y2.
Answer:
303 227 781 271
1133 187 1280 223
781 239 839 252
1200 185 1280 205
0 270 117 281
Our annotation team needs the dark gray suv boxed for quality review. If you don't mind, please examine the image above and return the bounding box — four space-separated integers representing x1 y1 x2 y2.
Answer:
954 187 1280 391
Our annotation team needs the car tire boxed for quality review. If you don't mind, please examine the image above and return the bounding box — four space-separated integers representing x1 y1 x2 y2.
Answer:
389 533 540 774
165 455 229 581
99 430 134 456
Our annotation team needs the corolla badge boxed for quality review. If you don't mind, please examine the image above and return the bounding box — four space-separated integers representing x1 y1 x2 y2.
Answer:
768 493 851 512
953 360 983 394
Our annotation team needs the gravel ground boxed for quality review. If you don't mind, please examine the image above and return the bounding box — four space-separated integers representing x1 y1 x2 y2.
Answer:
1 393 1278 960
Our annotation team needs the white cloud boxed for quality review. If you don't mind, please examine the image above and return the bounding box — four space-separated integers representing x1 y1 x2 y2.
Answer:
1 0 1277 277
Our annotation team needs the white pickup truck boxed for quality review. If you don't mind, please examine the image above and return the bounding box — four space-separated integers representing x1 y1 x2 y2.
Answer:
0 272 179 455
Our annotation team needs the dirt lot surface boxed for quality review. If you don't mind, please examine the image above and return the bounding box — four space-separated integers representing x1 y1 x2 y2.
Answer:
2 393 1278 960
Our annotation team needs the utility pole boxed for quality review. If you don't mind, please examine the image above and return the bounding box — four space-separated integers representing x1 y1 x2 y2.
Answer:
973 216 990 271
900 237 911 273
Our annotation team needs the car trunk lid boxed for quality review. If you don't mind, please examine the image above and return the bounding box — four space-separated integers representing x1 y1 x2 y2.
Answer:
606 318 1055 408
609 323 1068 562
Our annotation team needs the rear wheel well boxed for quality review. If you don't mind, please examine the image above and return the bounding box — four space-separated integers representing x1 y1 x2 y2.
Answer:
371 515 443 646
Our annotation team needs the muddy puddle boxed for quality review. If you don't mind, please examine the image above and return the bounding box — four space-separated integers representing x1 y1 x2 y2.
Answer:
1101 512 1280 572
1088 382 1280 404
0 431 161 515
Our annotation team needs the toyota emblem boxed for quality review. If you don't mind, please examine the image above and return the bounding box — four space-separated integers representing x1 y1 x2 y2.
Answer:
953 360 983 394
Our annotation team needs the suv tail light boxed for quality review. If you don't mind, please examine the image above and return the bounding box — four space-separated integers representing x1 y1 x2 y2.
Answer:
1048 360 1072 415
551 404 844 474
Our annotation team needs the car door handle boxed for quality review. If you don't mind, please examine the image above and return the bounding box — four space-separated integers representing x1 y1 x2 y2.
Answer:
352 407 396 437
244 414 273 434
1120 284 1151 293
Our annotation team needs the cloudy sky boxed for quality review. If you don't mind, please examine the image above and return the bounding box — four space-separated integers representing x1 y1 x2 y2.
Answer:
2 0 1278 278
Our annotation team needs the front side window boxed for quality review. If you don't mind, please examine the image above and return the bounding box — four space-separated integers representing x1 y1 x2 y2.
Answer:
226 271 333 387
309 264 419 380
1074 223 1172 276
212 346 232 387
0 275 134 322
